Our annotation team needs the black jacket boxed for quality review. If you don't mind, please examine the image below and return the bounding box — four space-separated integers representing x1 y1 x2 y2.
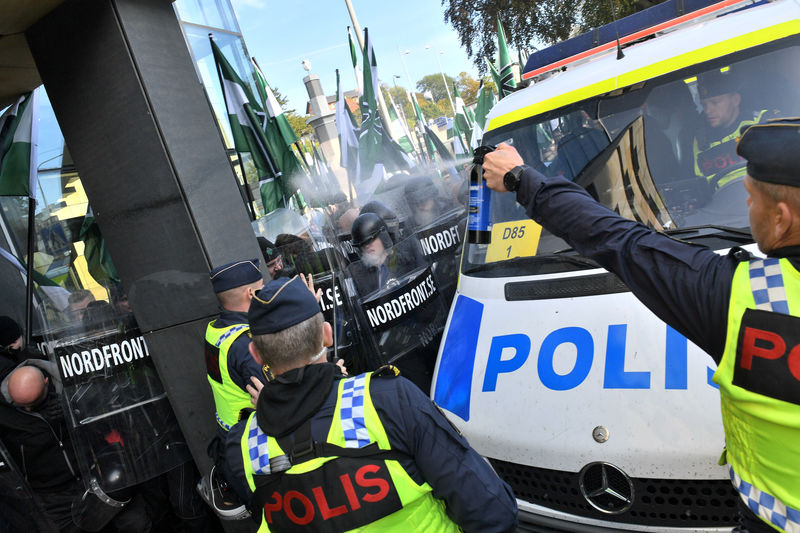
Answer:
0 360 79 491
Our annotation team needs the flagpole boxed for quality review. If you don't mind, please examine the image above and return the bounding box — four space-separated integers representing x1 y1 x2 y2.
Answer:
342 0 393 136
24 89 40 346
25 197 35 345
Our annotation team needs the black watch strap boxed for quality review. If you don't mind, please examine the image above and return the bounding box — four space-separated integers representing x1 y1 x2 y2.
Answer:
504 165 525 192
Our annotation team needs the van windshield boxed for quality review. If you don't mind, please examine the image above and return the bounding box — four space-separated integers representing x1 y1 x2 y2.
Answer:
469 41 800 276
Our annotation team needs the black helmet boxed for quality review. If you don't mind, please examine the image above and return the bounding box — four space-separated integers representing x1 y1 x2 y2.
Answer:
360 200 399 243
404 176 437 210
351 213 392 250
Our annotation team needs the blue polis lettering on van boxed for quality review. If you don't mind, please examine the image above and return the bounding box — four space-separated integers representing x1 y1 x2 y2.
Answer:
433 295 717 421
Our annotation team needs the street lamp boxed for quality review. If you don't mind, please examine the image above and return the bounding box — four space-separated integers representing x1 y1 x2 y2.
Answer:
425 44 455 115
398 48 416 99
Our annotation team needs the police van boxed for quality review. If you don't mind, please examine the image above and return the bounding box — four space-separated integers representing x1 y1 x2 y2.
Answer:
432 0 800 530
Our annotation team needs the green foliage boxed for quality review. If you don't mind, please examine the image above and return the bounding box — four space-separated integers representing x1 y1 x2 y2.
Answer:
272 86 313 138
416 73 457 105
456 72 496 106
441 0 665 73
286 112 312 138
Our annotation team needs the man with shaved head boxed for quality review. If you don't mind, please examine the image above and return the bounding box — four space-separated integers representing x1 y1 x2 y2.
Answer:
0 359 80 531
7 365 49 410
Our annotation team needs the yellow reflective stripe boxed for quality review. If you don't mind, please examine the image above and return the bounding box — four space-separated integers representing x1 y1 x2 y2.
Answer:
487 20 800 132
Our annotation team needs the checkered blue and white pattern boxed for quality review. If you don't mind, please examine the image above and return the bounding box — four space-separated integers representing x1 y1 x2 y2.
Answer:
215 413 232 432
247 415 271 475
731 467 800 533
340 374 371 448
749 258 790 314
215 324 249 347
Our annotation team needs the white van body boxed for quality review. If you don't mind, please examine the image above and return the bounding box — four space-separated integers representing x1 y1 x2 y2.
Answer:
432 0 800 530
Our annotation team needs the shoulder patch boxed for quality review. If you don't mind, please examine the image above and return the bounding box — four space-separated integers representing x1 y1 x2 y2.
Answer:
373 364 400 378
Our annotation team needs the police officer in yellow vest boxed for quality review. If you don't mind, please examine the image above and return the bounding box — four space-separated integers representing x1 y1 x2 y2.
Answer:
222 275 518 532
206 259 266 438
693 67 765 191
483 119 800 532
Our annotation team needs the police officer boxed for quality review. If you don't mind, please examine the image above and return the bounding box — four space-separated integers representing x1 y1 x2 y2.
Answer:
693 68 765 190
206 259 266 437
222 275 518 532
482 119 800 533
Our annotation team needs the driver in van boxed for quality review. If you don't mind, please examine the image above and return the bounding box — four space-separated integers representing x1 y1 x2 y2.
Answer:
692 68 764 190
482 119 800 533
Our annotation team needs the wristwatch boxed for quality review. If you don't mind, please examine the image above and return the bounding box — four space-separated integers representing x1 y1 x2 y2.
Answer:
503 165 525 192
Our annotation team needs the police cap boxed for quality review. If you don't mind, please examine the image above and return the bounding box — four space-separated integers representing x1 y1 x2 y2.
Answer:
209 259 262 293
697 68 739 100
248 276 320 335
737 118 800 187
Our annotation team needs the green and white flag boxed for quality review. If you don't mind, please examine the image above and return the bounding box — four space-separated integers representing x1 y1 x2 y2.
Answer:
385 91 414 154
496 18 517 98
411 93 436 161
470 81 496 148
452 82 473 150
357 27 411 194
0 90 38 198
335 69 359 183
210 37 285 213
348 26 363 97
80 206 120 284
252 57 305 186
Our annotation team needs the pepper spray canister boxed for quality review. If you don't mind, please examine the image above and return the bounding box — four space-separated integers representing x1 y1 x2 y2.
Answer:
468 145 496 244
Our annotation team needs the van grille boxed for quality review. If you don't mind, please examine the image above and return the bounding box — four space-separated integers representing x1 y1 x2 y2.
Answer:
489 458 738 527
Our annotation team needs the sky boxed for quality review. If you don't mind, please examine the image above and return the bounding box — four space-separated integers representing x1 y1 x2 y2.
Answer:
229 0 484 114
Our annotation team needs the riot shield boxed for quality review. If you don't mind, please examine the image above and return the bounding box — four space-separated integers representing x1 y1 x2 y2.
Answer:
255 209 360 369
49 326 191 499
368 174 467 304
0 439 58 533
402 176 466 304
345 236 447 391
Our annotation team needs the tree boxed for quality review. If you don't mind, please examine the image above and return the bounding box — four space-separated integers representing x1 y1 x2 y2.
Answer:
442 0 665 73
456 72 496 106
416 73 457 105
272 86 312 138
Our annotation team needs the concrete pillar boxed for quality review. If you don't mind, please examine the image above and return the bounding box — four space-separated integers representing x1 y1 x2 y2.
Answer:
303 73 350 197
26 0 264 480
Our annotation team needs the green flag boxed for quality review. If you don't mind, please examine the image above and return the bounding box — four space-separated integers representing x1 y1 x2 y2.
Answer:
0 91 37 198
452 82 473 151
357 28 412 188
470 81 496 148
209 37 285 213
358 27 383 181
496 19 517 98
347 26 363 97
80 207 120 284
385 91 414 154
411 93 436 161
252 57 305 188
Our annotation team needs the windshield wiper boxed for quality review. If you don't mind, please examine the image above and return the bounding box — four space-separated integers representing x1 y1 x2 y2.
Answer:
663 224 753 244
